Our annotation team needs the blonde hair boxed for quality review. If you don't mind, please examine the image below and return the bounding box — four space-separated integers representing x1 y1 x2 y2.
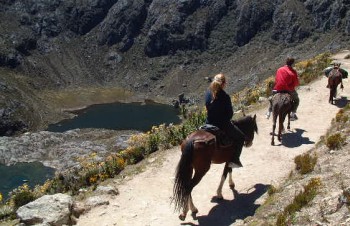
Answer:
209 73 226 100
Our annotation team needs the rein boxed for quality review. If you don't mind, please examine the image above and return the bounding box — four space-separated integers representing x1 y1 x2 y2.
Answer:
232 116 257 146
233 124 245 137
233 123 249 144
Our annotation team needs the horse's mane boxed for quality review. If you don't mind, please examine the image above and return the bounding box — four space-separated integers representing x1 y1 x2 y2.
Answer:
234 115 258 133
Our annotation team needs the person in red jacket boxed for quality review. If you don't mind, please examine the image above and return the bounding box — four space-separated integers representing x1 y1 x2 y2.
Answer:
266 57 300 120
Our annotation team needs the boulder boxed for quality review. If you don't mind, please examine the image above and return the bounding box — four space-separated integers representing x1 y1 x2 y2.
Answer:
16 193 73 226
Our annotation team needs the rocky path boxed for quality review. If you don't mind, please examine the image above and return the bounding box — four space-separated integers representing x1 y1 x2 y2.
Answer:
76 50 350 226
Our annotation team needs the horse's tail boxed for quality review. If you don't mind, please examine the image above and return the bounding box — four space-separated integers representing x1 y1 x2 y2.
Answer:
172 139 194 212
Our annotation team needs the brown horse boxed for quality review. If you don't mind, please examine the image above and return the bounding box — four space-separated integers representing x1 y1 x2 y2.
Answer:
271 93 293 145
172 115 258 221
327 70 343 104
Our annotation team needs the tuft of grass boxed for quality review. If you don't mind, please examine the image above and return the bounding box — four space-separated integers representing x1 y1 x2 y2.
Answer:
294 153 317 174
0 205 14 220
267 185 278 196
296 52 332 85
276 178 322 226
335 109 349 123
326 132 346 150
342 188 350 206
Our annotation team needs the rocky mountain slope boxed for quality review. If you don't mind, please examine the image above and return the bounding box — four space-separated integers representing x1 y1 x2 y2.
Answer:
0 0 349 135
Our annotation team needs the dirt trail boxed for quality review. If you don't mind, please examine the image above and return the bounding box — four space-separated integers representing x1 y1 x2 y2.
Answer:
76 50 350 226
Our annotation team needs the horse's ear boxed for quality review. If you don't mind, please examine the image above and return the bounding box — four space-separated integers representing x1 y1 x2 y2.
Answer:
253 114 256 120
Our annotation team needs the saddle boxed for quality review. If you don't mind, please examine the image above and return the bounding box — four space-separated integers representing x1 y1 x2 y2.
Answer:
198 124 233 146
272 92 294 107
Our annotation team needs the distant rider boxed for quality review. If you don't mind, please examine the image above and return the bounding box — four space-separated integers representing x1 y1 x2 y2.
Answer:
266 57 300 120
326 62 344 90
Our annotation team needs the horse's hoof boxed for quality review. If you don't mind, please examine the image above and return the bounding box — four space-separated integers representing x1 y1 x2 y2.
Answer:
271 141 274 146
215 195 224 200
179 214 186 221
191 211 198 220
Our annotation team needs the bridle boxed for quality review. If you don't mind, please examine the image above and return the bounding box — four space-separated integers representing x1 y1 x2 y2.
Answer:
233 123 254 147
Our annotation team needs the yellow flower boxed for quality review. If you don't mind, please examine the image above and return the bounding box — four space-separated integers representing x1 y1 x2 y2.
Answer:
89 176 98 184
0 192 3 202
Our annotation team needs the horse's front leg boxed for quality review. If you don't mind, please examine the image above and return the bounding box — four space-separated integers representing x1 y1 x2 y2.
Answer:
216 163 234 199
287 112 290 130
329 88 334 104
228 168 235 189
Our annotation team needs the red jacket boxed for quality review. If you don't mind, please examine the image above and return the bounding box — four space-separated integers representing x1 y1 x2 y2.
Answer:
273 65 299 91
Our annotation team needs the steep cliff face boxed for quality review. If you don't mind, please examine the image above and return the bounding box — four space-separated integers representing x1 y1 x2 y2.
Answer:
0 0 349 135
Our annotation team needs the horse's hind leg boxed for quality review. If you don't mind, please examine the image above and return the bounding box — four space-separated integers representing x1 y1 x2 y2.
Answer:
278 114 285 141
179 166 208 220
179 202 189 221
179 195 198 221
271 115 277 145
189 195 198 217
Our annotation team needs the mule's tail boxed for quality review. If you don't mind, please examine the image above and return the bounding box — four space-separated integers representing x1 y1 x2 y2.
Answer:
172 139 194 212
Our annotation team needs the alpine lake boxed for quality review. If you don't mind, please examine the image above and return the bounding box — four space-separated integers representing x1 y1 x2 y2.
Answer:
1 100 181 199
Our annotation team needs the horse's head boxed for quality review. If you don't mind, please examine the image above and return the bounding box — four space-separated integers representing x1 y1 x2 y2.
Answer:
235 114 258 147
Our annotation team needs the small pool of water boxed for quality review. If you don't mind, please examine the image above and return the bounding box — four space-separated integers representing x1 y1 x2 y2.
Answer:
0 162 55 200
47 101 181 132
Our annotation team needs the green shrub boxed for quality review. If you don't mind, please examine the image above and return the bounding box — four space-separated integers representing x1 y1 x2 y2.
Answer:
294 153 317 174
326 133 346 150
9 184 36 209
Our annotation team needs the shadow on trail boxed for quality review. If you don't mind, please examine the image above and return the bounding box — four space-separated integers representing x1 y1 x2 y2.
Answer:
280 128 315 148
335 96 349 108
181 183 269 226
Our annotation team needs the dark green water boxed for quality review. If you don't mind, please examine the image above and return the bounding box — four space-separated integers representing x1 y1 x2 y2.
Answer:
0 162 55 200
47 101 181 132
